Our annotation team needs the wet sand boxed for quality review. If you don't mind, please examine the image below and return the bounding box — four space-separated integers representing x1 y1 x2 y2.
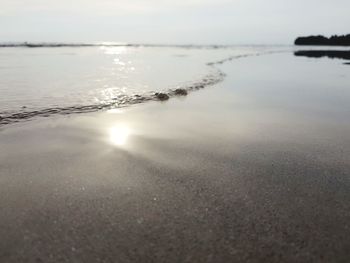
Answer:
1 53 350 262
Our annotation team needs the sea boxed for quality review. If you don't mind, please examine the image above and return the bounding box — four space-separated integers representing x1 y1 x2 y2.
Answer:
0 43 348 126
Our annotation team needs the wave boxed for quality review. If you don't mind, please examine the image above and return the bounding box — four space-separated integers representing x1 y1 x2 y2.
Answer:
0 42 284 49
0 70 224 126
207 50 287 66
0 42 140 48
0 49 282 127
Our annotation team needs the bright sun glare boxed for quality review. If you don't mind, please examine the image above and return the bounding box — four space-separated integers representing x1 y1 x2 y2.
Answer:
109 125 131 146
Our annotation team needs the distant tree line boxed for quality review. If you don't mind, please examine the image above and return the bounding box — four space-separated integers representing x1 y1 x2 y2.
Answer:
295 34 350 46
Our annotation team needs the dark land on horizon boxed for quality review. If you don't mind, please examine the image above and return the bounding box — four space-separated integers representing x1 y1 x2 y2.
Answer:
295 34 350 46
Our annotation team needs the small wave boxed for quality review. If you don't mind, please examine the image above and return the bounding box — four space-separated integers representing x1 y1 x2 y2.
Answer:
0 49 284 127
0 42 130 48
0 42 282 50
207 50 288 66
0 70 224 126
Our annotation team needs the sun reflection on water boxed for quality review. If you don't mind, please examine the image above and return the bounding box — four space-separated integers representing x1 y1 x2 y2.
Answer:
109 125 131 146
100 46 128 55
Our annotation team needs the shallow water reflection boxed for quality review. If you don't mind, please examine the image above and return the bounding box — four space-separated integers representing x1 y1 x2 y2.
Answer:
109 124 131 146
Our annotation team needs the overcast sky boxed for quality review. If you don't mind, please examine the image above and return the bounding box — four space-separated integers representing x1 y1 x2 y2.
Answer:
0 0 349 44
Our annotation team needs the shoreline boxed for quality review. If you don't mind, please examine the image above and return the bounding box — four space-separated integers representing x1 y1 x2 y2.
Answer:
1 52 350 262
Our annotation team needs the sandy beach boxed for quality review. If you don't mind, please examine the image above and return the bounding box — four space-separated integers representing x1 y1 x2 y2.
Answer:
1 52 350 262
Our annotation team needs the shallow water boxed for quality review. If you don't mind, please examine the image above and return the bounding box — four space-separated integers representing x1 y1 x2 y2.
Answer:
1 50 350 262
0 44 348 126
0 45 283 125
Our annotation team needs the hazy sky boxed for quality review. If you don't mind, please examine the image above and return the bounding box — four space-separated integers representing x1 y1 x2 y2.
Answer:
0 0 349 44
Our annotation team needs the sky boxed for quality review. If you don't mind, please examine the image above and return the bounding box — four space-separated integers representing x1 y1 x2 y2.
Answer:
0 0 349 44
